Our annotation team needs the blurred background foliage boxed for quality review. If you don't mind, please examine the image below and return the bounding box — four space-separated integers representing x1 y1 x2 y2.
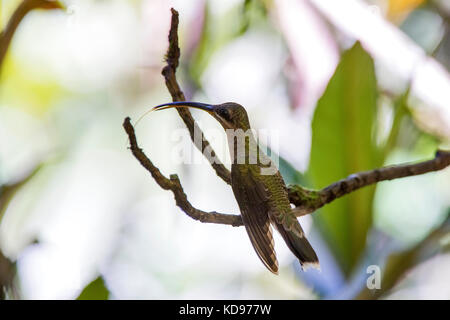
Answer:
0 0 449 299
309 42 381 276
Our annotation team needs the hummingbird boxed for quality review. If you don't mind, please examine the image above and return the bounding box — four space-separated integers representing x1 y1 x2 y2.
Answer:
152 101 319 274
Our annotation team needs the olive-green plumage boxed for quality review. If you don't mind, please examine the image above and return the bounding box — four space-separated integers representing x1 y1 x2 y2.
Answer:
152 101 319 274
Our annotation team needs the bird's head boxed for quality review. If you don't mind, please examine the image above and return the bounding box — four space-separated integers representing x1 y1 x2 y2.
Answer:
151 101 251 131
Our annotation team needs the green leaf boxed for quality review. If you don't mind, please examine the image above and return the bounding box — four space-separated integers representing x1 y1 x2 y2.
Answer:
77 276 109 300
309 42 380 276
382 86 410 157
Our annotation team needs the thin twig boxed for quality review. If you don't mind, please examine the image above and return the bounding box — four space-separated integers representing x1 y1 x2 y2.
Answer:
161 8 231 185
123 117 243 226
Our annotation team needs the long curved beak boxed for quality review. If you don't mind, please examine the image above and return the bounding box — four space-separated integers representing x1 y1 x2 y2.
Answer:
152 102 215 113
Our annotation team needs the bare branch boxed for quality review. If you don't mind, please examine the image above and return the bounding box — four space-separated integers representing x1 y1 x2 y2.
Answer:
123 117 243 227
126 8 450 226
161 8 231 185
289 150 450 214
0 0 63 71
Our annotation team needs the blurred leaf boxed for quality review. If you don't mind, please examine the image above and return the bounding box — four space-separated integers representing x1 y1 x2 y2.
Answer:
77 276 109 300
189 3 239 86
309 42 380 276
188 0 269 86
239 0 268 34
382 87 410 156
265 146 306 186
0 164 42 223
277 154 306 186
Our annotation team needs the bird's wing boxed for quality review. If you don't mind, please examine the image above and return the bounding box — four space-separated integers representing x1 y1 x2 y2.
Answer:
267 171 305 239
231 166 278 274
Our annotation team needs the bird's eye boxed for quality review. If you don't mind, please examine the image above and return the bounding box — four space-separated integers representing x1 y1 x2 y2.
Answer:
217 108 230 120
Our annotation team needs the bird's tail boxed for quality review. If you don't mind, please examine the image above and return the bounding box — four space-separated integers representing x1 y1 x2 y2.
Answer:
274 222 320 270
